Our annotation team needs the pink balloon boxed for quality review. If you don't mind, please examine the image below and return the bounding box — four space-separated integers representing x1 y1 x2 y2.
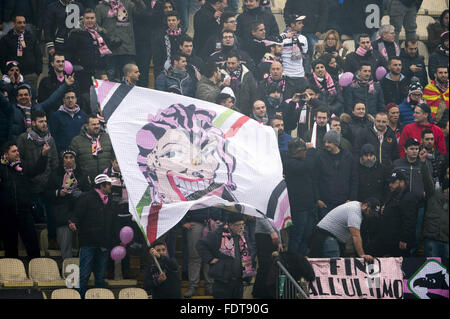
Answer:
120 226 134 245
338 72 354 87
375 66 387 81
110 245 126 261
64 60 73 75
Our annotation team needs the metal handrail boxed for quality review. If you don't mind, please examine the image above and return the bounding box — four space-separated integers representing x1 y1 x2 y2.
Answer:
276 260 309 299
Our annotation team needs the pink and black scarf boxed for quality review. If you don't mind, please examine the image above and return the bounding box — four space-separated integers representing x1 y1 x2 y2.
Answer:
59 104 81 117
219 230 256 278
27 128 52 145
85 132 102 157
17 104 32 129
14 31 25 57
313 72 337 95
351 75 375 94
84 23 112 57
1 155 22 172
104 0 129 23
62 164 78 194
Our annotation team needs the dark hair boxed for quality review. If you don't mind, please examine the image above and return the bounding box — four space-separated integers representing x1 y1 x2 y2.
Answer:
405 38 418 48
435 65 448 73
170 53 187 66
421 128 434 139
222 29 235 39
227 213 245 224
358 34 371 42
64 88 77 97
84 8 96 15
388 56 402 65
16 84 31 96
50 51 65 63
12 15 26 23
375 111 388 118
2 141 17 155
151 240 167 249
220 11 236 28
330 116 341 124
204 62 219 78
179 34 193 46
304 85 320 95
31 110 47 122
216 93 233 104
358 62 372 71
353 101 366 110
250 21 264 32
207 0 225 4
269 114 283 126
86 114 98 124
166 10 181 20
226 50 240 61
314 107 330 118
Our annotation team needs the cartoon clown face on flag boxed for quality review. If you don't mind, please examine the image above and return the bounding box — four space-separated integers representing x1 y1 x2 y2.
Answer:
136 103 238 206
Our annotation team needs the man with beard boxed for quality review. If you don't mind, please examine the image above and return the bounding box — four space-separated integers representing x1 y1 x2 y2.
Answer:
423 66 449 124
308 59 344 117
270 115 292 156
221 52 257 116
196 63 230 103
400 39 428 87
357 143 390 203
49 89 87 153
242 22 268 66
421 129 446 189
375 170 419 257
380 57 409 105
69 115 114 182
354 111 399 167
428 31 449 81
314 130 359 220
207 30 255 74
344 34 387 79
17 110 59 243
303 107 330 151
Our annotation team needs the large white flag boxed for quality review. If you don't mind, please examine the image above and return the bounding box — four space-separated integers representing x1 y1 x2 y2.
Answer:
94 80 291 244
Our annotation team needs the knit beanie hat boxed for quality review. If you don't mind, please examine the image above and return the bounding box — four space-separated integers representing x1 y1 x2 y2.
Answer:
408 77 423 95
323 129 341 146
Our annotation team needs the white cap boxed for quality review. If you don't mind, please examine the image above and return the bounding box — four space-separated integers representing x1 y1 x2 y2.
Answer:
221 86 235 99
94 174 113 185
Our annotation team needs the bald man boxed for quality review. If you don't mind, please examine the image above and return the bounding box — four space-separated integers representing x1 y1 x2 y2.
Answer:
257 61 292 100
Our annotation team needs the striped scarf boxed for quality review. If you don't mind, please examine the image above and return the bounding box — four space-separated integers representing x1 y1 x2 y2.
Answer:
313 72 337 95
27 128 52 145
85 132 102 156
377 40 400 61
14 31 25 57
62 164 78 194
84 24 112 57
351 75 375 94
1 155 22 172
17 104 32 128
423 81 449 121
164 28 182 68
219 230 256 278
105 0 129 22
59 104 81 117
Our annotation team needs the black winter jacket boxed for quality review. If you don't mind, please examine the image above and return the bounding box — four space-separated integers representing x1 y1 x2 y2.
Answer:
0 155 47 214
0 29 42 75
344 49 387 80
343 79 385 116
354 125 399 166
193 4 221 54
282 149 318 212
380 74 410 105
399 49 428 88
46 163 91 227
357 161 391 203
423 189 449 243
314 148 359 206
71 189 117 249
236 6 279 41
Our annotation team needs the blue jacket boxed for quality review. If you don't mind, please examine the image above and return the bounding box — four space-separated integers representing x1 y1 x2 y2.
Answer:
8 83 70 141
398 97 433 127
49 107 87 153
155 69 196 97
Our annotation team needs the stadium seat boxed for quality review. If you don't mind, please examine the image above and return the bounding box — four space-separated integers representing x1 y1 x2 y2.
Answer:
118 288 149 299
28 258 66 287
85 288 115 299
51 288 82 299
39 228 61 257
0 258 34 288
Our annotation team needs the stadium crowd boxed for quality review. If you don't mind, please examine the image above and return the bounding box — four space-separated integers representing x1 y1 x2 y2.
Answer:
0 0 448 299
